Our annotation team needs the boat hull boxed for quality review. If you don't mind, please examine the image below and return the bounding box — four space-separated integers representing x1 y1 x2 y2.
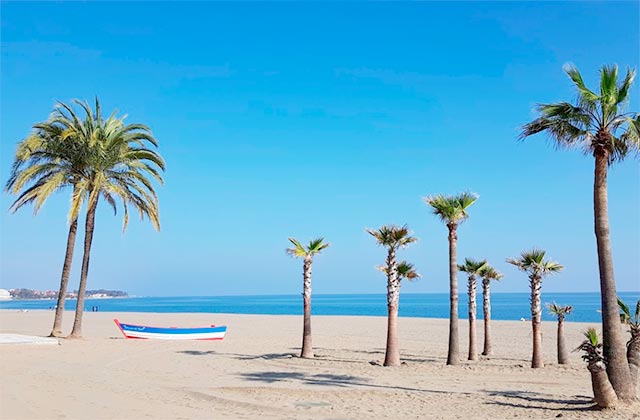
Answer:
114 319 227 340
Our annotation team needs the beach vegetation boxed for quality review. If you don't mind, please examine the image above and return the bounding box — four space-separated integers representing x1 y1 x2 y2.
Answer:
479 265 503 356
424 192 478 365
47 99 165 339
286 237 330 358
546 302 573 364
520 64 639 400
507 248 563 368
6 102 91 337
618 298 640 387
458 258 488 361
367 224 418 366
577 328 618 408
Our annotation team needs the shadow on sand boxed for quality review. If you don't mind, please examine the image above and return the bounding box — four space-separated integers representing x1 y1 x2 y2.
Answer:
485 390 596 412
240 370 472 395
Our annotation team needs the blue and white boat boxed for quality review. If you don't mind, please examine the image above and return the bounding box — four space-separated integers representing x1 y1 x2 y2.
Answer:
114 319 227 340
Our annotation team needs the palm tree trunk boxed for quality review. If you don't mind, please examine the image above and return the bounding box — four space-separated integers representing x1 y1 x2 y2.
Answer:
530 277 543 368
49 216 79 337
589 360 619 408
593 151 635 400
557 317 569 364
482 279 492 356
300 258 313 358
384 304 400 366
384 249 401 367
447 224 459 365
468 275 477 361
627 334 640 388
69 198 98 338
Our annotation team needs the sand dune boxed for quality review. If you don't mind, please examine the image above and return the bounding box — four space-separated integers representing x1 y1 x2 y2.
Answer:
1 310 638 419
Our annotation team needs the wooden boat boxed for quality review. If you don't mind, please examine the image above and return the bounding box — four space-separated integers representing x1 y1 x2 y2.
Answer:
113 319 227 340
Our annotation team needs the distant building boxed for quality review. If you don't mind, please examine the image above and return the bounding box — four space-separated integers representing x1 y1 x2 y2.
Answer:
0 289 11 300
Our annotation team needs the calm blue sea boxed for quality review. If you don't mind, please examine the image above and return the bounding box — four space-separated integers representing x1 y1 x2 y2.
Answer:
1 292 638 323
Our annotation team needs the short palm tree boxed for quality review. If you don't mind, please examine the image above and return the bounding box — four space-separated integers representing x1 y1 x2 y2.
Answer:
62 99 165 338
286 237 330 358
424 192 478 365
521 64 639 399
577 328 618 408
507 249 563 368
458 258 488 361
618 298 640 387
6 102 92 337
480 265 503 356
367 225 417 366
547 302 573 364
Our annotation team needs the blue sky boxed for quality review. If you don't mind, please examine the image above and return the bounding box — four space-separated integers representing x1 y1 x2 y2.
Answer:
1 2 638 296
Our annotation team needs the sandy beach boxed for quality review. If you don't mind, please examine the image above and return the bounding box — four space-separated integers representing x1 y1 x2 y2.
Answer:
0 310 638 420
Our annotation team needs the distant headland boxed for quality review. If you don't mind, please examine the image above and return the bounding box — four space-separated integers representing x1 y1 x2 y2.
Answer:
0 288 128 300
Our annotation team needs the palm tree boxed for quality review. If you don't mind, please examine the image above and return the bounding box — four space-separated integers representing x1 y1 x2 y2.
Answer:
520 64 639 399
367 225 417 366
618 298 640 387
507 249 563 368
62 99 165 338
6 103 92 337
286 237 330 358
547 302 573 365
577 328 618 408
480 265 503 356
458 258 488 361
424 192 478 365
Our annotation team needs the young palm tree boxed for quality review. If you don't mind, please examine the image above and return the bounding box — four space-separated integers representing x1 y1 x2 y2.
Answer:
507 249 563 368
480 265 503 356
6 104 92 337
458 258 488 361
367 225 417 366
577 328 618 408
618 298 640 387
424 192 478 365
63 99 165 338
521 64 639 399
286 237 330 358
547 302 573 365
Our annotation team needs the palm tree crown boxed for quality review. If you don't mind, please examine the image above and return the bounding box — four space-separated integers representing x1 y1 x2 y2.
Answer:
547 302 573 318
286 238 330 259
424 192 478 227
366 225 417 250
481 266 504 282
507 249 564 277
520 64 639 164
6 104 90 220
458 258 489 276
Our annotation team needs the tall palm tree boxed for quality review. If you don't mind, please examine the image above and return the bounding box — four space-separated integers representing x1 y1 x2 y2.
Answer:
507 249 563 368
286 237 330 358
367 225 417 366
480 265 503 356
61 99 165 338
458 258 488 361
424 192 478 365
618 298 640 387
520 64 638 399
547 302 573 365
577 328 618 408
6 104 92 337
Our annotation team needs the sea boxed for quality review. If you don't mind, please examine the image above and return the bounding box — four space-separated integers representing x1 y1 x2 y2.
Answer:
1 292 638 323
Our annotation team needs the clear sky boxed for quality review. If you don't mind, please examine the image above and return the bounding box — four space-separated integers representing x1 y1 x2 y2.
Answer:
0 2 638 296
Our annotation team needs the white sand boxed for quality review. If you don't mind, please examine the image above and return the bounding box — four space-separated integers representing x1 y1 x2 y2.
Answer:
0 310 638 419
